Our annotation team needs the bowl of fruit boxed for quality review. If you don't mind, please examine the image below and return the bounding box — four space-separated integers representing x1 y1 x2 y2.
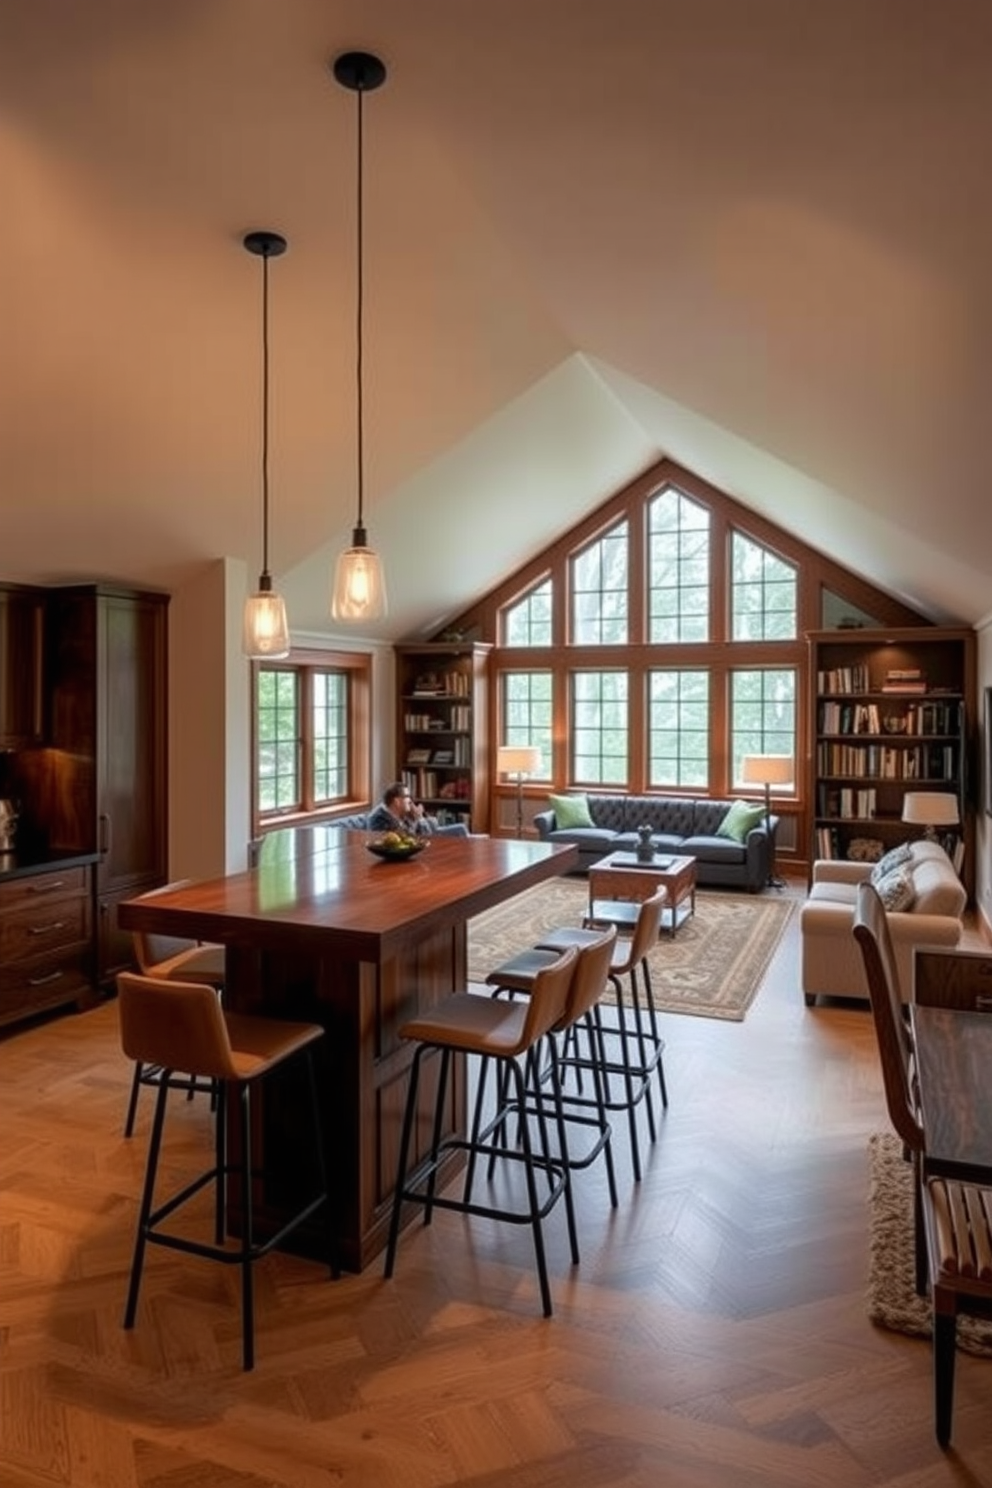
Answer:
366 832 428 861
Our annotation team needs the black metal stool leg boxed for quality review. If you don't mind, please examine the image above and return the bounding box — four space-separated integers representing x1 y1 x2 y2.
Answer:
124 1073 171 1330
238 1082 255 1372
384 1044 424 1278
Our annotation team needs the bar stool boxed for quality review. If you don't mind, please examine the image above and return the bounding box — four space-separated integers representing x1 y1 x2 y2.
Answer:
124 880 227 1138
116 971 337 1371
483 924 620 1209
496 886 669 1182
384 946 579 1317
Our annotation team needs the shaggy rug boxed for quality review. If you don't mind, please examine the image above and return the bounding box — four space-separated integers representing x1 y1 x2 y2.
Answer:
467 877 794 1021
867 1130 992 1356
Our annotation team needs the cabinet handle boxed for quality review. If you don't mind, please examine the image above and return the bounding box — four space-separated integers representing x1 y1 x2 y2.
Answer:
99 813 112 855
27 969 65 987
29 921 68 936
28 880 66 894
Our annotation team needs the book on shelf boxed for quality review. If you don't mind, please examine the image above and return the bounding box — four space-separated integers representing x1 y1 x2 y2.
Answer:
406 748 431 766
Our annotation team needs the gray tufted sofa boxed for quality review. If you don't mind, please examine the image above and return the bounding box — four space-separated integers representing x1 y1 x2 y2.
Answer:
532 794 778 892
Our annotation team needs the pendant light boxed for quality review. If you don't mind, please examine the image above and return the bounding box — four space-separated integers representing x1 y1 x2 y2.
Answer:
330 50 388 623
242 229 291 659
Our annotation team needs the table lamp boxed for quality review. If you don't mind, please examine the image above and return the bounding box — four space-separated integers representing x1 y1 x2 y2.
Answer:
497 745 542 838
902 791 960 843
740 754 792 888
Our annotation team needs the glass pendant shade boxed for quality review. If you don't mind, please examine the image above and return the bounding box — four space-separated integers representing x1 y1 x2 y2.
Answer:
331 526 387 621
243 578 290 658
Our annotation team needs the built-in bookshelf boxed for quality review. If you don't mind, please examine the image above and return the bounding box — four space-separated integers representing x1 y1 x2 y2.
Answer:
394 641 492 831
808 627 976 896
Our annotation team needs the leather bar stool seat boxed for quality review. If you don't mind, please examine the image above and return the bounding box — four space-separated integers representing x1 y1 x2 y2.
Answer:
117 971 338 1371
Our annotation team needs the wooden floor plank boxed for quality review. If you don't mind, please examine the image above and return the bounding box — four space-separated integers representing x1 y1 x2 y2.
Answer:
2 883 991 1484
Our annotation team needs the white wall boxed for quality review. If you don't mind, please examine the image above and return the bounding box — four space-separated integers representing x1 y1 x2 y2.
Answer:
169 558 250 880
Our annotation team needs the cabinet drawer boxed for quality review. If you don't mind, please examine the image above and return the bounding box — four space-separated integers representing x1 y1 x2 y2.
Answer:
0 893 90 961
0 866 89 912
0 945 92 1026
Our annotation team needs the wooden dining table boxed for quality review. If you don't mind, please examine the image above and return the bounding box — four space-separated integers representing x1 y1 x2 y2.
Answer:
910 1001 992 1187
118 829 577 1272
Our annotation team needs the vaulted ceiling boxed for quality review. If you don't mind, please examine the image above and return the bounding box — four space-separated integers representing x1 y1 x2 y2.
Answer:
2 0 990 641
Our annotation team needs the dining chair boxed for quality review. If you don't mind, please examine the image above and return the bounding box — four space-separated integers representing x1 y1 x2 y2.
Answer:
124 880 227 1137
384 946 580 1318
853 880 992 1447
117 970 338 1371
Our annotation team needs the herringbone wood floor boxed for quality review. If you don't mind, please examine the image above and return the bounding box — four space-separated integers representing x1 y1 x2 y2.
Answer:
3 884 992 1486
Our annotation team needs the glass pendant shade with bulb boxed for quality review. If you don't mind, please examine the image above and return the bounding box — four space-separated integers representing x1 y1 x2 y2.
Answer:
330 50 388 624
242 229 290 659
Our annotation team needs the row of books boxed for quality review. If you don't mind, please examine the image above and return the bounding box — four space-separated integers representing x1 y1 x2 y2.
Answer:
816 742 957 780
409 668 471 697
881 667 926 695
818 785 878 819
816 663 871 694
403 706 472 731
401 767 470 800
818 699 961 736
405 739 472 768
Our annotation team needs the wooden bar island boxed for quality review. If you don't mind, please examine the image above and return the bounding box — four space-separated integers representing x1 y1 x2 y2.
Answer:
118 830 577 1272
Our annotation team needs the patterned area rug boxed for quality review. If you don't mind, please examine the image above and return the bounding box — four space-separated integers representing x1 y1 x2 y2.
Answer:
867 1130 992 1356
467 877 794 1021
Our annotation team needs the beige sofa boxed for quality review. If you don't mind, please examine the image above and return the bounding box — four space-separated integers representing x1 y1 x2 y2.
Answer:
800 840 965 1006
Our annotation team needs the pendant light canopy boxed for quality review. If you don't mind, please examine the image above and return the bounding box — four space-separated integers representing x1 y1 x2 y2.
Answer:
330 50 388 623
242 229 290 660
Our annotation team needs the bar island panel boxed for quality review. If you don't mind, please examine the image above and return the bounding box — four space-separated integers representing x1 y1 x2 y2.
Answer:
118 831 578 1271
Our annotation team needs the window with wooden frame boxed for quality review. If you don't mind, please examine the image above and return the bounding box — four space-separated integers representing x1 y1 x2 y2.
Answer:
253 648 371 830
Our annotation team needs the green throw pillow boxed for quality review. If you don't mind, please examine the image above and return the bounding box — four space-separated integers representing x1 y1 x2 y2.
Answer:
548 792 595 829
715 799 766 843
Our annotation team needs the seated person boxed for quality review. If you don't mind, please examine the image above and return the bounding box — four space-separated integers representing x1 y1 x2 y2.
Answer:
368 782 438 837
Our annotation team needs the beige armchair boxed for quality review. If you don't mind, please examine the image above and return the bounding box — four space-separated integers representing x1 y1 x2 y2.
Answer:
800 841 965 1006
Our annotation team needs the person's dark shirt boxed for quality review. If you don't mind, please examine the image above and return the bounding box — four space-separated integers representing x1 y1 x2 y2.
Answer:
367 802 436 836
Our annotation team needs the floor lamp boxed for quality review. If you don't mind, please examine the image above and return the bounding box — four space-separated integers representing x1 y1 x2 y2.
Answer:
497 745 542 838
740 754 792 889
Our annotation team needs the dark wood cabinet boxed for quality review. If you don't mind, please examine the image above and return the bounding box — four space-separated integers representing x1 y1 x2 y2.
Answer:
0 863 95 1027
40 586 169 982
0 584 43 747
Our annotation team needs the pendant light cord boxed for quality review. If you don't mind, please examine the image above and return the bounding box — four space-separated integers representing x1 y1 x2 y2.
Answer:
354 81 366 540
260 246 272 578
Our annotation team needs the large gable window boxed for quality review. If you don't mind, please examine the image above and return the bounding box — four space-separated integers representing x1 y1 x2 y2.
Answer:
648 487 710 643
503 577 553 647
571 522 628 645
572 670 628 784
731 532 797 641
648 670 710 789
730 668 796 787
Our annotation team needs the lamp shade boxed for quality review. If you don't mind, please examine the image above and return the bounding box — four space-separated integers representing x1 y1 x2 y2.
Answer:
497 745 541 776
243 583 290 659
740 754 793 787
902 792 960 827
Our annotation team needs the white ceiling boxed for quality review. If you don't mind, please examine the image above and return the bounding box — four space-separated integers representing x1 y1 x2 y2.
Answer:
2 0 991 640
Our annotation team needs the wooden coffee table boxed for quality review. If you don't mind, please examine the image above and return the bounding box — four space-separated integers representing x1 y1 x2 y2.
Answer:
587 851 697 938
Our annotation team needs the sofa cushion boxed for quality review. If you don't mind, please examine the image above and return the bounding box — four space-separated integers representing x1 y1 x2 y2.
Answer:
912 857 966 917
870 842 913 884
680 833 747 864
874 866 916 912
716 800 766 843
548 792 595 829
